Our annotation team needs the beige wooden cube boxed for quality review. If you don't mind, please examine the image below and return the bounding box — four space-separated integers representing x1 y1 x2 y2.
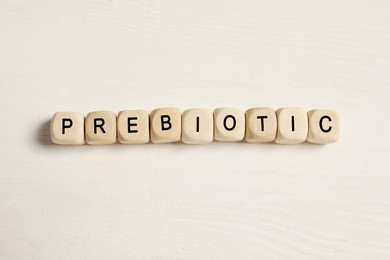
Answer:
50 112 85 145
307 109 340 144
117 110 149 144
245 107 277 143
150 107 181 143
85 111 117 145
182 108 213 144
275 107 308 144
214 108 245 141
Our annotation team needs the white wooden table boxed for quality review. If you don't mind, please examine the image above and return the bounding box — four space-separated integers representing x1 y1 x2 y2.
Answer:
1 0 389 259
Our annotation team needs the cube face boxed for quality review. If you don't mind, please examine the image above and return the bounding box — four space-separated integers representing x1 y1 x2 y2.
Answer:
275 107 308 144
150 107 181 143
182 108 213 144
307 109 340 144
117 110 149 144
50 112 85 145
85 111 117 145
245 107 276 143
214 108 245 141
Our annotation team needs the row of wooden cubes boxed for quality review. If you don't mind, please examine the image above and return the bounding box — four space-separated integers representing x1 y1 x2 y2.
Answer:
50 107 340 145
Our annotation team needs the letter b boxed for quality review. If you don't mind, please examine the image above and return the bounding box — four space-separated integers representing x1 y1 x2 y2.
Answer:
161 115 172 131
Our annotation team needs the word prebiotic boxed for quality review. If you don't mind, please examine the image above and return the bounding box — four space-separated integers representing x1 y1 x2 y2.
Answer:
50 107 340 145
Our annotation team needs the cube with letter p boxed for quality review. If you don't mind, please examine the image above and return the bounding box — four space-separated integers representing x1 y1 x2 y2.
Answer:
50 112 85 145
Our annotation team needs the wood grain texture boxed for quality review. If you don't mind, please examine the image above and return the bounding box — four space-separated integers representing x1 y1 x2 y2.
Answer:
1 0 390 259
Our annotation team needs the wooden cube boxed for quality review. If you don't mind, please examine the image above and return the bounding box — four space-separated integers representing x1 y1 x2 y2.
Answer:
117 110 149 144
245 107 277 143
307 109 340 144
275 107 308 144
214 108 245 141
85 111 117 145
182 108 213 144
150 107 181 143
50 112 85 145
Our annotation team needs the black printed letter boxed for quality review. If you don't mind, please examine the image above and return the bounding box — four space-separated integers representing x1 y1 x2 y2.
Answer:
128 117 138 133
291 116 295 132
223 115 236 131
94 118 106 134
319 115 332 133
161 115 172 131
256 116 268 131
62 118 73 134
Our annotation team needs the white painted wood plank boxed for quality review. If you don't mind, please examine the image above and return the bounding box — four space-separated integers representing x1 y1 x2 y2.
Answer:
0 0 390 259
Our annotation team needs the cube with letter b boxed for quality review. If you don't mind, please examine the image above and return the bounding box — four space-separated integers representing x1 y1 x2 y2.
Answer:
150 107 181 143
